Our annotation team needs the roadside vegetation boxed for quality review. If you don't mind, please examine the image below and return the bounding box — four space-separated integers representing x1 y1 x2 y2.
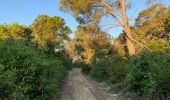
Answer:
0 15 72 100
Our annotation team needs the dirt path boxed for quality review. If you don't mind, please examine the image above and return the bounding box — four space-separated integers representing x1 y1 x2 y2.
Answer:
59 68 119 100
59 68 103 100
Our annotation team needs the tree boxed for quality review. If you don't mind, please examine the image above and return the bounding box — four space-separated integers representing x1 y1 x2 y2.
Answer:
60 0 137 55
9 23 32 40
135 3 170 37
0 23 32 41
32 15 71 52
0 25 9 40
67 25 114 64
132 3 170 53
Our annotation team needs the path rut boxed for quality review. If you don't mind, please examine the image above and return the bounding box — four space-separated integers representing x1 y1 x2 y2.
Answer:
59 68 108 100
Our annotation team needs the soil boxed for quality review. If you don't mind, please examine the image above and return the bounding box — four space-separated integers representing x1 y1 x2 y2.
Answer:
59 68 127 100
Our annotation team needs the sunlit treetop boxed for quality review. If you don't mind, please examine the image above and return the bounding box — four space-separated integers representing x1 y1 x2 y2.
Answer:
0 25 9 40
0 23 32 41
32 15 71 49
60 0 126 25
134 3 170 39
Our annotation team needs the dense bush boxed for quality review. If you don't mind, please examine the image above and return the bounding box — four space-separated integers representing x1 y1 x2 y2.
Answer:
62 54 73 70
80 62 91 74
39 59 67 99
0 38 68 99
90 59 109 81
106 56 127 83
90 55 127 83
126 52 170 99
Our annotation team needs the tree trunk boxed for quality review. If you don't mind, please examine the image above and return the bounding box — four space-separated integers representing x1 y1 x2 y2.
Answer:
120 0 136 55
125 27 136 56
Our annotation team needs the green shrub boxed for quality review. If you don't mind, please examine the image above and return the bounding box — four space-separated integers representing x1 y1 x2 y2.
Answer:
63 55 73 70
90 59 109 81
90 55 127 83
72 61 83 68
126 52 170 99
0 39 41 99
106 56 127 83
81 63 91 74
0 38 68 99
38 59 67 99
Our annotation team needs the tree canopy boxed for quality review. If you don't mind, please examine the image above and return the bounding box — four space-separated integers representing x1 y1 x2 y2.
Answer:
32 15 71 50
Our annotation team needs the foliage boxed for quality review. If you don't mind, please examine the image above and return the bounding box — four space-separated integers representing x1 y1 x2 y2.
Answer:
0 38 69 100
60 0 131 26
0 14 73 99
9 23 32 40
67 26 113 64
0 24 9 40
90 55 127 83
79 63 91 74
146 38 170 52
106 56 128 83
0 23 32 41
126 52 170 99
134 3 170 42
61 1 170 99
90 59 110 81
1 1 169 99
39 58 67 99
32 15 71 50
60 0 94 24
60 0 137 55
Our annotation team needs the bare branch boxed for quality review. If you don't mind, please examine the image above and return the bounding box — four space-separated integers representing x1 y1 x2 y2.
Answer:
95 0 122 17
125 0 130 6
126 35 152 52
98 23 114 27
107 11 123 25
92 5 103 8
128 9 137 21
102 2 122 17
132 39 152 52
103 24 124 31
90 0 123 26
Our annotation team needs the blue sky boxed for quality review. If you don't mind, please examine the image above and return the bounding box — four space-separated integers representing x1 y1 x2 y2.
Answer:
0 0 169 37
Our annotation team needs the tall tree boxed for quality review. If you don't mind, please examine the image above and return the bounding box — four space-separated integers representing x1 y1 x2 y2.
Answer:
133 3 170 52
67 25 114 64
0 25 9 40
0 24 32 41
9 23 32 40
135 3 170 39
60 0 137 55
32 15 71 51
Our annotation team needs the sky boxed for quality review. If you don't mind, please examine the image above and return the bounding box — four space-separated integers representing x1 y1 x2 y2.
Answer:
0 0 169 38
